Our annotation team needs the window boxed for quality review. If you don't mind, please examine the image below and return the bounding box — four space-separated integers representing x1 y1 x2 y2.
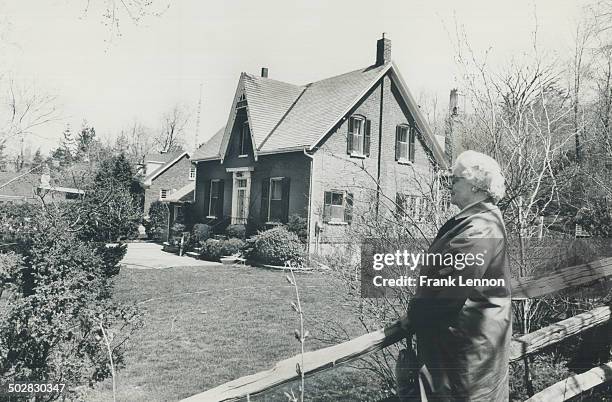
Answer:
268 178 283 222
396 125 416 163
208 180 221 218
235 178 248 224
189 165 196 180
160 189 169 200
323 191 353 223
239 122 250 156
396 193 427 222
261 177 290 223
347 115 371 157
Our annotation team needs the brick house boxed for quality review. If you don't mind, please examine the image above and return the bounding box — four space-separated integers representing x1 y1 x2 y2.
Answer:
191 37 448 254
141 151 196 216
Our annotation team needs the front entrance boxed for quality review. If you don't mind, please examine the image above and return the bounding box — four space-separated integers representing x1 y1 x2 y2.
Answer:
228 168 252 224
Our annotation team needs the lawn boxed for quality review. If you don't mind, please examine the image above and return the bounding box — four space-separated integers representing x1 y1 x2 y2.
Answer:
83 263 390 401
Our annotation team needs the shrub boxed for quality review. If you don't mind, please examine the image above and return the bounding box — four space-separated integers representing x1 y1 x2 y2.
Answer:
93 242 127 277
147 201 168 241
171 222 186 235
200 238 246 261
192 223 212 245
286 214 308 244
225 224 246 239
249 226 306 266
0 215 142 395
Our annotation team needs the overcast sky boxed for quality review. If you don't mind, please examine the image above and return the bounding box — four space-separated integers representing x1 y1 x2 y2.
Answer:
0 0 589 155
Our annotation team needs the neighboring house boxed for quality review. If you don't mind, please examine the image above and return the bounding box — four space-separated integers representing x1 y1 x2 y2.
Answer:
141 151 195 216
36 163 91 202
0 172 40 203
191 37 448 254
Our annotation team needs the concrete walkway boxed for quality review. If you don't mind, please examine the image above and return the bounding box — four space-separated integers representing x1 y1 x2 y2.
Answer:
121 242 220 269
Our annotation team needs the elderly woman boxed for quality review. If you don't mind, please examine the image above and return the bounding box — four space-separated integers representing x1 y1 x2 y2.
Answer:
397 150 512 401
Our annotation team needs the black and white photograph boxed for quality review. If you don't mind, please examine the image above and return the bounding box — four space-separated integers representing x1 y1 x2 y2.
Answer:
1 1 611 401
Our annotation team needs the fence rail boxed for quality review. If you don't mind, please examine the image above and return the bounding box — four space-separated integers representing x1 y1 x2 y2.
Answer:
184 258 612 402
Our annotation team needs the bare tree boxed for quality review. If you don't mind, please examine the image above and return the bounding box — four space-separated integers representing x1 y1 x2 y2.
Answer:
155 104 189 153
0 77 61 154
81 0 171 41
115 120 155 164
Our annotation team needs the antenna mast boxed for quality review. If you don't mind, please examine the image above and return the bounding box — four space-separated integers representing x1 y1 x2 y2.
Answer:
194 82 203 152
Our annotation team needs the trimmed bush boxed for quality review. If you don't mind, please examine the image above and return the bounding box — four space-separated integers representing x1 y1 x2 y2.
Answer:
200 238 246 261
249 226 306 266
225 224 246 239
286 214 307 244
192 223 212 245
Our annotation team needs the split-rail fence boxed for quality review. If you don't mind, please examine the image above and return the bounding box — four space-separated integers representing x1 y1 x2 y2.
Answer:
184 257 612 401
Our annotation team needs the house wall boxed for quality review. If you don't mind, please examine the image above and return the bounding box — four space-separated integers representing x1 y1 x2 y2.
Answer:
144 156 193 215
193 152 310 230
308 73 436 255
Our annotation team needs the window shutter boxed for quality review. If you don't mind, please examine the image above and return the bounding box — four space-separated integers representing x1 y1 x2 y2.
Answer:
203 180 211 217
344 193 354 224
216 180 225 220
364 119 371 156
281 177 291 223
395 126 400 161
409 126 416 162
347 117 354 154
396 193 403 217
261 178 270 222
323 191 331 222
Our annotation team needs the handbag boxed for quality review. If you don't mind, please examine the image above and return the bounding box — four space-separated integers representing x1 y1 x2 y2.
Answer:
395 344 420 401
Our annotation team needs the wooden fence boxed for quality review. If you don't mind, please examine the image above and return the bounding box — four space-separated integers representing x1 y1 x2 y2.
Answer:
183 257 612 401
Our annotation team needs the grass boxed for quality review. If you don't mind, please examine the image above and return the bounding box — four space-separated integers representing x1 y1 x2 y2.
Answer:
83 263 388 401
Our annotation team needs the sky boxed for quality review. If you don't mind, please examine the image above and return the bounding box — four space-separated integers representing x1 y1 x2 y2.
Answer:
0 0 590 155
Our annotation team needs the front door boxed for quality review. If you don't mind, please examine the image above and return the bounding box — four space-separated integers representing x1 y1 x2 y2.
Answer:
231 171 251 224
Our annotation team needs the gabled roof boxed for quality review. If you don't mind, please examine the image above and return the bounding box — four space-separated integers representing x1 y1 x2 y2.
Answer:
192 126 226 161
259 64 388 152
143 151 189 186
144 151 184 164
192 62 447 168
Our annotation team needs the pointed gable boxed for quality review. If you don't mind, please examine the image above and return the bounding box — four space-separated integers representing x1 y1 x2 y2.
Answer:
242 74 305 147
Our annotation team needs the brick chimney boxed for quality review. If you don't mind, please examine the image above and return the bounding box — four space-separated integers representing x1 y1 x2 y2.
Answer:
261 67 268 78
445 89 459 164
376 34 392 66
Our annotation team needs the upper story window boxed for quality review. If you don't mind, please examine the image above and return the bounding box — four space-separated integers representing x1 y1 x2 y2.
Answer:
347 115 371 157
396 124 416 163
189 165 196 180
323 190 353 224
236 93 247 110
239 122 249 156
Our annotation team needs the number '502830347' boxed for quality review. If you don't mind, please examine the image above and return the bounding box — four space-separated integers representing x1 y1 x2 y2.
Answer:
4 382 65 395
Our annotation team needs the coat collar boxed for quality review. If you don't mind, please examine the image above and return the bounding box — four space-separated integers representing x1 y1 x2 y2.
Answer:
454 199 499 220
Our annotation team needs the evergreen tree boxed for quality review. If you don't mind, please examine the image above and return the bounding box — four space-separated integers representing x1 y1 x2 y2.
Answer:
51 125 76 166
76 123 97 162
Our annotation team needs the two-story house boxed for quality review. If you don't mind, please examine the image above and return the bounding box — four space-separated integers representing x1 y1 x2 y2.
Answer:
191 37 448 254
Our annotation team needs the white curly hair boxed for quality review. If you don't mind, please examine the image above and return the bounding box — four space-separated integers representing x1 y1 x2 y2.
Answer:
452 150 506 203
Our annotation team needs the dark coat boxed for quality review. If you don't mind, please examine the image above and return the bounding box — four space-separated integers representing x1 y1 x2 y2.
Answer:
406 201 512 401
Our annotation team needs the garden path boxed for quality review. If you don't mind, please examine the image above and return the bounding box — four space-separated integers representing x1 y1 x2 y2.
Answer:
121 242 219 269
